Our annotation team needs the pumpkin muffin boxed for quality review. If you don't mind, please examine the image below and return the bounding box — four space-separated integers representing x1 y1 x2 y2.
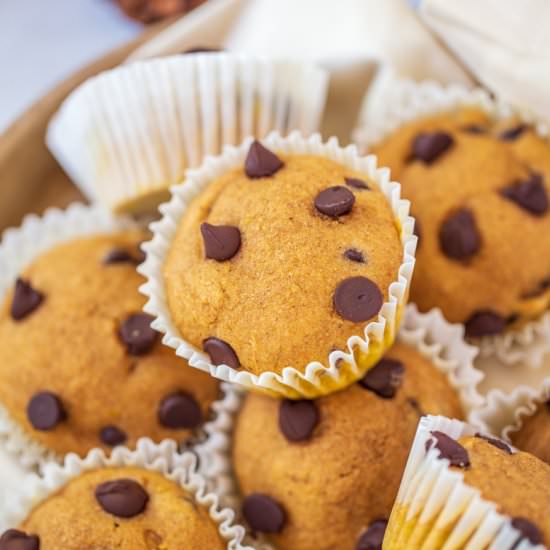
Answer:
163 140 404 376
0 467 225 549
374 108 550 337
510 398 550 465
0 231 219 457
232 341 463 550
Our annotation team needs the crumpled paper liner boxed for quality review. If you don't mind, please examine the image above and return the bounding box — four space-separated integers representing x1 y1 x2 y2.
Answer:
47 53 329 215
139 131 417 399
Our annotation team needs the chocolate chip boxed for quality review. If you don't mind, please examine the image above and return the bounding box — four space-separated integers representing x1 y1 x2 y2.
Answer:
103 248 141 265
0 530 40 550
511 517 544 547
356 519 388 550
242 493 286 533
462 125 486 134
407 397 425 418
10 278 44 321
27 391 66 431
333 276 383 322
499 124 527 141
522 276 550 299
158 392 202 429
203 337 240 369
475 433 512 454
245 140 284 178
345 177 370 190
426 431 470 468
439 209 481 260
182 46 222 54
412 131 454 163
100 425 127 447
359 358 404 398
119 313 158 355
501 173 548 216
314 186 355 218
279 400 319 442
465 310 506 338
95 479 149 518
200 223 241 261
344 248 365 263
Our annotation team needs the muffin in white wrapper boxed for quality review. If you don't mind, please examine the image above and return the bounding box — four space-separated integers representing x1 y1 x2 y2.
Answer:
0 438 252 549
354 79 550 368
47 54 329 215
192 305 485 518
138 131 417 399
384 415 547 550
471 379 550 463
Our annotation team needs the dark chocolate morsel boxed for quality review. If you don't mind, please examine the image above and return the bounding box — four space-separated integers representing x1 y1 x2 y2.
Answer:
27 391 66 431
344 248 365 263
511 517 544 546
245 140 284 178
465 310 506 338
462 125 487 135
314 186 355 218
100 425 127 447
475 433 512 454
279 400 319 442
11 278 44 321
439 209 481 261
0 530 40 550
200 223 241 261
158 392 202 429
499 124 527 141
242 493 286 533
333 276 383 322
103 248 141 265
426 430 470 468
345 177 370 190
412 131 454 163
95 479 149 518
118 313 158 355
359 358 405 399
501 173 548 216
356 519 388 550
203 337 240 369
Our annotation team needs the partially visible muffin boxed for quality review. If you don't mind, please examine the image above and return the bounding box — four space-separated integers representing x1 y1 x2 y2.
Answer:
163 140 404 376
0 231 220 456
510 398 550 465
0 467 225 549
374 108 550 337
232 342 463 550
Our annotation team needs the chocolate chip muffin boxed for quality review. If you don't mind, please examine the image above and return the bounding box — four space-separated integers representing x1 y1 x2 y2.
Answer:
163 140 404 378
231 341 463 550
510 398 550 465
0 467 225 549
374 108 550 337
0 231 219 457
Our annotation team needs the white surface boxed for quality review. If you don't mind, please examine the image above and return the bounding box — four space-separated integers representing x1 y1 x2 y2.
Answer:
0 0 141 133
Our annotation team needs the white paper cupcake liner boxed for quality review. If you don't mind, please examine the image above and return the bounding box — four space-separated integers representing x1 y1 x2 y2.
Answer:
470 379 550 444
190 305 485 519
353 79 550 368
138 131 417 399
384 415 544 550
0 203 138 470
0 438 252 549
47 54 329 215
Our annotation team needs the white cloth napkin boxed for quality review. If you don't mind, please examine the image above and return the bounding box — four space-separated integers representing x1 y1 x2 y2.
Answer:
417 0 550 123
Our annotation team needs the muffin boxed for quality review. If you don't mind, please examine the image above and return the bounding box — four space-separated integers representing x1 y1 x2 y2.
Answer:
0 467 225 549
231 341 464 550
385 416 550 549
0 230 219 457
147 135 415 398
373 107 550 338
510 397 550 466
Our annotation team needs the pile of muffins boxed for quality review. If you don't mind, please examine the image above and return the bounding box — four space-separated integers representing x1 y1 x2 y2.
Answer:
1 53 550 550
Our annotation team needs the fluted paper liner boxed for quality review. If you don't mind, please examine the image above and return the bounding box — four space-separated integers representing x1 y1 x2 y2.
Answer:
138 131 417 399
47 54 329 215
0 439 252 549
354 79 550 368
192 305 485 521
0 203 139 470
470 378 550 445
384 415 543 550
